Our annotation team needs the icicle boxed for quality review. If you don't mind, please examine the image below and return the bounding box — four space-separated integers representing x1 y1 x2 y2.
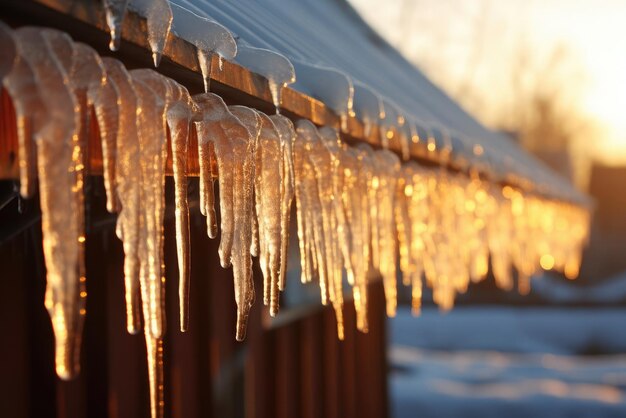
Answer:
292 122 313 284
228 106 261 256
131 69 195 331
194 93 255 341
102 58 142 335
129 0 173 66
2 25 40 199
131 76 168 339
341 147 370 332
169 3 236 93
145 334 165 418
15 27 82 380
166 80 194 332
269 114 296 292
361 145 400 317
235 44 295 113
319 127 353 283
89 65 120 213
298 121 344 339
103 0 129 51
252 113 283 316
131 76 168 418
293 121 328 304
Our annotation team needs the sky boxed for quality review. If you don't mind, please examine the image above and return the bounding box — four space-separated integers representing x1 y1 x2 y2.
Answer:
349 0 626 165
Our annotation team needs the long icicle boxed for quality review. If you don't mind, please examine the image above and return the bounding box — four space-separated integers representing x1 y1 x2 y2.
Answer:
194 93 255 341
16 26 82 380
102 58 143 335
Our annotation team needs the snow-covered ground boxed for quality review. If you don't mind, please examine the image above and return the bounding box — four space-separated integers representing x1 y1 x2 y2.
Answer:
389 306 626 418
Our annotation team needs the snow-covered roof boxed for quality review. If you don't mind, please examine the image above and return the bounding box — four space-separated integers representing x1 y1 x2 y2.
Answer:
138 0 589 206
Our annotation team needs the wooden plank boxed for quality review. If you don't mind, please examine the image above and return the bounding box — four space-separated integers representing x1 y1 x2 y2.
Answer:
299 315 324 418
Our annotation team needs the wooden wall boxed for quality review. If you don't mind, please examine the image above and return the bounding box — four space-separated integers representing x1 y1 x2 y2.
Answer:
0 179 389 418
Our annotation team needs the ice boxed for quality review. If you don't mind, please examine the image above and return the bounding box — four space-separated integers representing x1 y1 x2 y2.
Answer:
145 334 164 418
89 65 120 213
402 163 429 315
352 81 384 138
129 0 173 66
292 62 353 131
131 76 168 339
131 68 194 332
341 146 371 332
229 106 261 257
252 112 283 316
15 27 81 380
359 145 400 317
194 93 255 341
269 114 295 292
102 58 143 335
297 120 345 339
235 43 295 112
169 2 236 92
132 75 168 418
318 127 353 284
166 80 194 331
103 0 129 51
2 27 41 199
293 120 328 304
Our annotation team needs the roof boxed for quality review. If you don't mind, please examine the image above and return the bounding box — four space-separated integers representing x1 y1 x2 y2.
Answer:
159 0 589 206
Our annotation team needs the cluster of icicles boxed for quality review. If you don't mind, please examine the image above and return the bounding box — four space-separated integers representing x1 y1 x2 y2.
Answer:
0 23 591 418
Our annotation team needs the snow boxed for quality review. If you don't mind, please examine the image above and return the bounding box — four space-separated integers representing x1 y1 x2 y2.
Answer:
531 272 626 304
389 307 626 418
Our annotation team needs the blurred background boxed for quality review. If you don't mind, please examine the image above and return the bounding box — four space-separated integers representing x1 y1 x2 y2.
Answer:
349 0 626 417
